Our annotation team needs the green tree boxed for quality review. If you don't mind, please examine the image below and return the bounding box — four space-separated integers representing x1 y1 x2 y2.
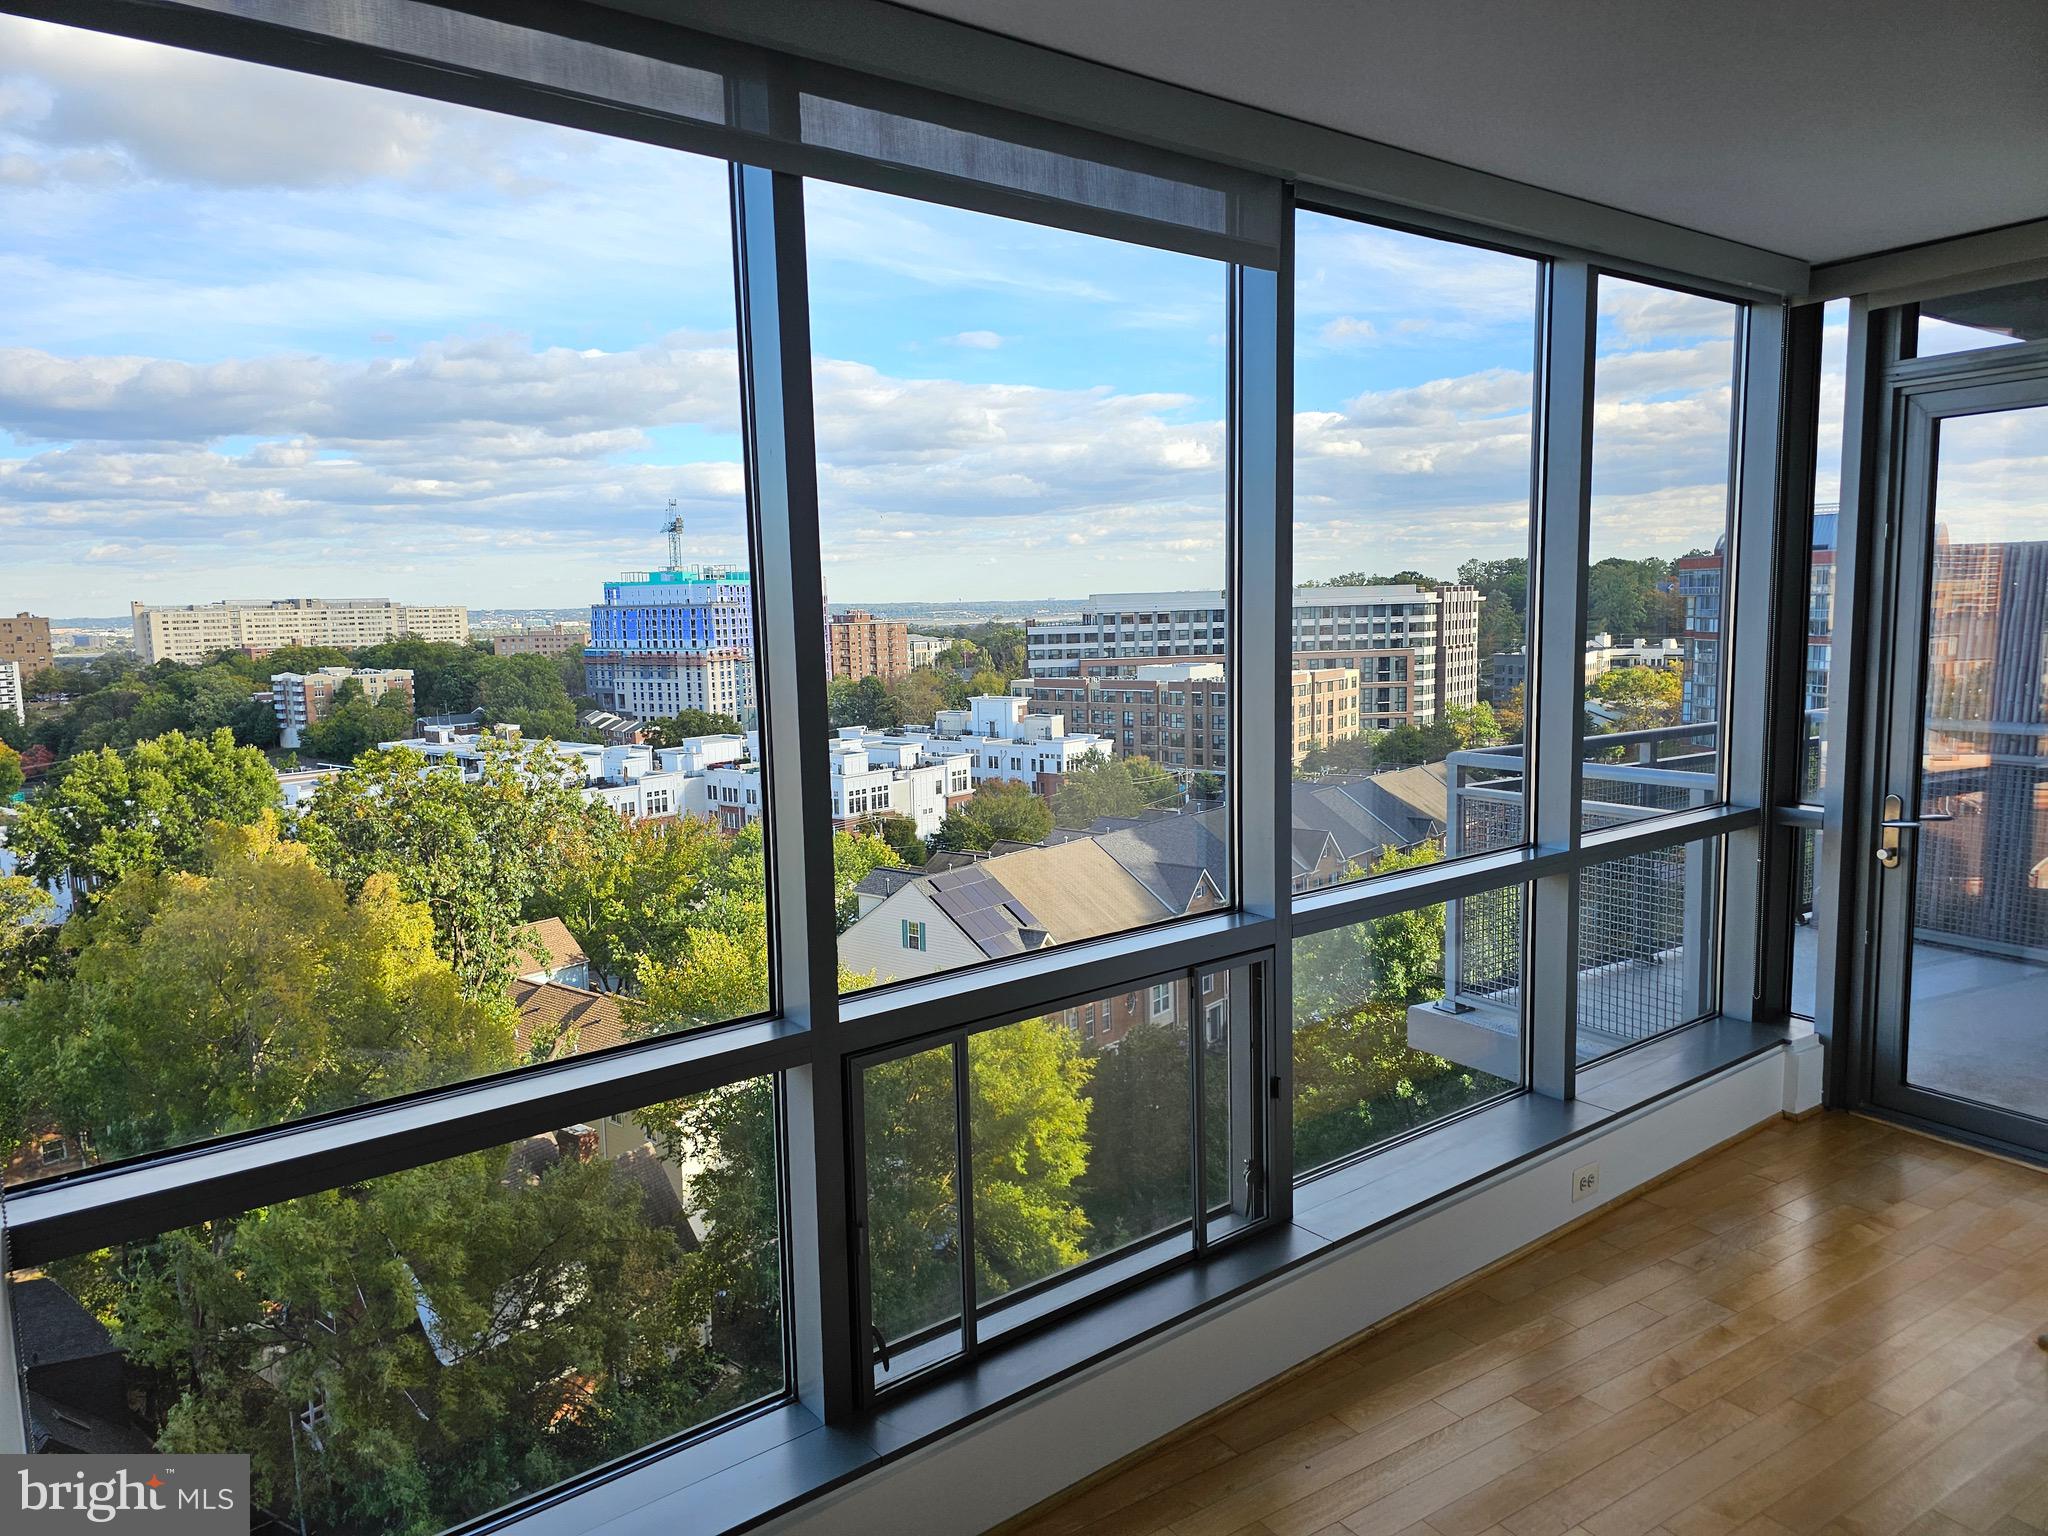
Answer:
1074 1015 1190 1250
354 637 487 717
884 669 950 728
832 829 904 932
476 652 578 739
1586 665 1682 732
296 739 603 994
0 740 23 800
827 674 898 729
93 1141 730 1536
865 813 928 867
645 709 745 745
934 778 1053 851
859 1019 1093 1339
0 874 55 997
0 817 512 1166
9 728 279 895
1050 752 1181 828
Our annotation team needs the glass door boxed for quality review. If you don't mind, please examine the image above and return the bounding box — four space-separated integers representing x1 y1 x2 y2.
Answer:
1871 377 2048 1154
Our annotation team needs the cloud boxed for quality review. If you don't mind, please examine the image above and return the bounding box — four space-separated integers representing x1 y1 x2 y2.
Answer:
1320 317 1378 344
947 330 1004 350
0 14 511 191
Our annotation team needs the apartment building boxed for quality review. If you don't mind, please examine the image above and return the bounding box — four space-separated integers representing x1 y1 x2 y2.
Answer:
1026 660 1357 776
583 565 756 724
270 666 416 749
489 622 589 658
131 597 468 665
0 659 21 728
827 609 911 681
907 633 945 668
1025 584 1482 729
0 613 53 681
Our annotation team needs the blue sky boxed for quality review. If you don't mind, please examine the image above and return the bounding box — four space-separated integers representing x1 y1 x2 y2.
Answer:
0 15 1885 619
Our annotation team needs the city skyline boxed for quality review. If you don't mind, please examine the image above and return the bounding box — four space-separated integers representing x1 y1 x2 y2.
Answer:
0 12 1847 621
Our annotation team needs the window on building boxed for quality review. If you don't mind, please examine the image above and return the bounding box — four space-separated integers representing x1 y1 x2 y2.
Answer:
808 183 1230 995
902 920 927 952
1292 212 1540 885
1580 277 1740 831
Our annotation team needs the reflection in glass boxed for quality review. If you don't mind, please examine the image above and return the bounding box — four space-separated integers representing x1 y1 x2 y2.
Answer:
5 1082 783 1535
805 182 1230 993
1576 839 1721 1062
1917 278 2048 358
1582 278 1739 830
1290 212 1541 887
1901 406 2048 1122
862 1043 965 1374
1293 889 1523 1175
1792 829 1820 1019
1804 300 1848 800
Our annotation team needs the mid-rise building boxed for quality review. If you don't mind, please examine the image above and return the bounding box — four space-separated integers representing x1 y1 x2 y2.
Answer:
1676 545 1725 726
1027 660 1358 776
1025 584 1482 729
271 667 416 749
381 724 747 822
908 633 946 669
0 613 53 681
1483 633 1685 706
828 610 911 681
0 659 22 727
490 622 589 658
584 566 756 724
131 598 468 665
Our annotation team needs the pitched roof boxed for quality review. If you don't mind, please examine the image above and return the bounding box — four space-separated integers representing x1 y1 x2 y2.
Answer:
1089 806 1230 913
513 917 587 978
919 838 1172 958
510 980 629 1058
12 1278 119 1371
854 865 923 900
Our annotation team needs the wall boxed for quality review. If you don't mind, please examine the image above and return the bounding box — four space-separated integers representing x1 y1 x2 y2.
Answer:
759 1037 1821 1536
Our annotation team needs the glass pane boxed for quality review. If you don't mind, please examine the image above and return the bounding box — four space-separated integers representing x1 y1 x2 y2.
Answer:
1792 829 1820 1020
1916 278 2048 358
0 18 765 1181
4 1080 783 1533
972 980 1193 1310
804 183 1229 992
1292 887 1524 1176
1201 962 1261 1243
1902 405 2048 1122
862 1043 965 1383
1290 212 1540 885
1581 278 1739 830
1577 838 1721 1062
1805 301 1847 800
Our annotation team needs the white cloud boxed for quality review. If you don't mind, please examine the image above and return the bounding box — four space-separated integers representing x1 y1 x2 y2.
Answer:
947 330 1004 350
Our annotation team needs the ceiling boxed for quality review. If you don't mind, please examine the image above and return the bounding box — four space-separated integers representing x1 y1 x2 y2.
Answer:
888 0 2048 266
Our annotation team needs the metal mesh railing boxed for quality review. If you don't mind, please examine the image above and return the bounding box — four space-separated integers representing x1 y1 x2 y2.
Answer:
1574 841 1697 1045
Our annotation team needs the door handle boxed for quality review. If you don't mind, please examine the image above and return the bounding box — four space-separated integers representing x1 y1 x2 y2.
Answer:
1875 793 1953 868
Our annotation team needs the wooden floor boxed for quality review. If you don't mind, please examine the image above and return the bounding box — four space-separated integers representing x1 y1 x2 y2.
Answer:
1006 1113 2048 1536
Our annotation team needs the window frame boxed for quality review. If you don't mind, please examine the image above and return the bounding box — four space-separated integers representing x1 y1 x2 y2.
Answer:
0 5 1809 1527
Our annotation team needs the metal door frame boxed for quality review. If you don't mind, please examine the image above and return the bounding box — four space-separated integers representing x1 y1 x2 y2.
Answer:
1861 335 2048 1156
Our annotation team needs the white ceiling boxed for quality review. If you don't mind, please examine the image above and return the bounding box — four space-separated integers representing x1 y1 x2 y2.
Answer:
889 0 2048 266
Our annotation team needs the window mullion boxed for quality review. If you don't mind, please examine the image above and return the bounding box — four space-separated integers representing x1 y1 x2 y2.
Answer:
1526 259 1598 1099
731 162 857 1422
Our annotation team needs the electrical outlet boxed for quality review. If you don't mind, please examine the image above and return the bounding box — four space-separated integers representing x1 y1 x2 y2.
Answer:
1571 1162 1600 1202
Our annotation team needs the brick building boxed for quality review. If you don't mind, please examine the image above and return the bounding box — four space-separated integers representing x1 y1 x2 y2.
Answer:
0 612 53 681
827 609 911 681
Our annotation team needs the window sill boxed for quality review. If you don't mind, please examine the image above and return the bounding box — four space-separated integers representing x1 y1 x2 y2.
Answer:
501 1014 1792 1536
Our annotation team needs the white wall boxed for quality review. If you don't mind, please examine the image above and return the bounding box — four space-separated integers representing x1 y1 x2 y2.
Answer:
758 1036 1822 1536
837 885 982 986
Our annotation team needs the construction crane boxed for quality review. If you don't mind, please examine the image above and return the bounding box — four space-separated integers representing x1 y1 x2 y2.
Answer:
662 501 685 570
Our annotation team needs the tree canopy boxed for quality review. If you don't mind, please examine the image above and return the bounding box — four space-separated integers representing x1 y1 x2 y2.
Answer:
8 727 279 894
1050 752 1181 828
935 777 1053 851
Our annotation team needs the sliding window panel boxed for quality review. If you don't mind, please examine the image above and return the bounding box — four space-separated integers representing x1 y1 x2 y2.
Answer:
1576 837 1723 1063
1579 278 1741 831
0 16 768 1186
4 1078 785 1533
1293 885 1526 1178
801 182 1232 993
1200 961 1265 1244
1792 829 1821 1020
859 1042 967 1389
1291 212 1542 880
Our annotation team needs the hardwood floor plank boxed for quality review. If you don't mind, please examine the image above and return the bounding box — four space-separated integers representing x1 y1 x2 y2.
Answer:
1000 1118 2048 1536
